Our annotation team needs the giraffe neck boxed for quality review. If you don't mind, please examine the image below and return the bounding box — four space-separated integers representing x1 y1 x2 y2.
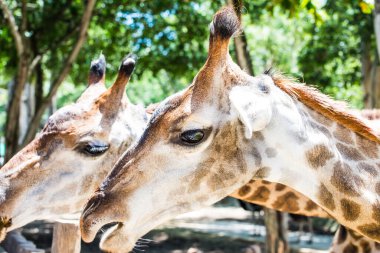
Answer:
250 101 380 241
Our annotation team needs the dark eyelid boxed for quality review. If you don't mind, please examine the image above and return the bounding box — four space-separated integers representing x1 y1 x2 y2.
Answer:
75 140 109 156
171 127 212 146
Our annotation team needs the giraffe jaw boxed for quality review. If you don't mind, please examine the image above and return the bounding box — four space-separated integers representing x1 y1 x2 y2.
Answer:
88 204 193 253
99 223 136 253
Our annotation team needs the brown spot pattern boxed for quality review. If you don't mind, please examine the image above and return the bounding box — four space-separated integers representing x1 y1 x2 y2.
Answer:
265 148 277 158
343 244 358 253
37 137 64 160
314 113 334 127
334 127 354 144
358 162 378 177
357 223 380 241
376 183 380 195
305 200 318 212
331 162 363 197
340 198 360 221
318 183 335 211
310 121 332 138
372 202 380 223
207 172 227 191
261 180 271 185
238 185 251 197
275 183 286 192
254 167 270 179
360 241 371 253
356 134 378 159
305 144 334 169
347 229 363 241
336 143 364 160
189 158 216 192
272 192 300 213
251 147 262 167
337 226 347 244
247 186 270 203
253 132 264 141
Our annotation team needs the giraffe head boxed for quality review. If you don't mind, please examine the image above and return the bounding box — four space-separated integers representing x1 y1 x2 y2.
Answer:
80 7 264 251
0 54 147 240
81 6 380 251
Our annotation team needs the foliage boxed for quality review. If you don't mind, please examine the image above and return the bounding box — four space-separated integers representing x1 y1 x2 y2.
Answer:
241 0 373 108
0 0 377 137
298 0 373 108
72 0 224 104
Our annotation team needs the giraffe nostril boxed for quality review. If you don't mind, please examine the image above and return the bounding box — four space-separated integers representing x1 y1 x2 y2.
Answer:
82 191 105 220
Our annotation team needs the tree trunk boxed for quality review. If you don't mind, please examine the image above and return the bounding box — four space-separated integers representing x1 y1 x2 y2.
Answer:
234 32 254 75
51 223 81 253
362 39 373 108
4 57 29 162
373 61 380 109
19 83 35 144
375 0 380 60
227 0 254 76
362 3 380 109
264 208 288 253
373 2 380 109
33 41 44 112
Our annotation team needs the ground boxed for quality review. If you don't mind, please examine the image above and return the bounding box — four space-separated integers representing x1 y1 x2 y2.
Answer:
2 205 335 253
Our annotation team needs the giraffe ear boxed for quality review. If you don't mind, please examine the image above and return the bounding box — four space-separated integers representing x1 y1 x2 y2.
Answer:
229 83 272 139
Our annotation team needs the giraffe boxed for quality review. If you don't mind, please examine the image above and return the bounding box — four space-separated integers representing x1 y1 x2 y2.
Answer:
80 6 380 252
0 54 147 241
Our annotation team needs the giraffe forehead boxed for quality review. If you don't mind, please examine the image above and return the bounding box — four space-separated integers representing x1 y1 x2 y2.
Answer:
43 104 97 132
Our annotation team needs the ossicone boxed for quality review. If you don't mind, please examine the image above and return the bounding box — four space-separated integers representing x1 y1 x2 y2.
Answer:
119 53 137 77
210 6 240 40
88 53 106 85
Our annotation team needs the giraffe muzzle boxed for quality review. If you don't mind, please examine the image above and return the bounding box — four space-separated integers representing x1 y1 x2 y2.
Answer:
80 190 125 243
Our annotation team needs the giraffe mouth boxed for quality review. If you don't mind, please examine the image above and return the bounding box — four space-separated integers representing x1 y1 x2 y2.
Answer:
0 217 12 242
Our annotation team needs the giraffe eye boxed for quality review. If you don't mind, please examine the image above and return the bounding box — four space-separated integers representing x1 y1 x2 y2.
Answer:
78 141 109 156
180 129 204 146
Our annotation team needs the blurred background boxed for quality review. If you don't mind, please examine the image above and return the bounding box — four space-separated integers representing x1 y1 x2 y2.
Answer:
0 0 378 252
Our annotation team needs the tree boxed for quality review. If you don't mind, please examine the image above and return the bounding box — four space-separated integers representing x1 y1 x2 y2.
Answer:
298 0 375 109
0 0 96 161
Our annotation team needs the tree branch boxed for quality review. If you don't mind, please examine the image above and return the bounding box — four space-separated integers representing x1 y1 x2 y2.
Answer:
375 0 380 59
39 26 81 56
22 0 97 146
0 0 24 56
21 0 27 34
28 55 42 77
227 0 254 75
